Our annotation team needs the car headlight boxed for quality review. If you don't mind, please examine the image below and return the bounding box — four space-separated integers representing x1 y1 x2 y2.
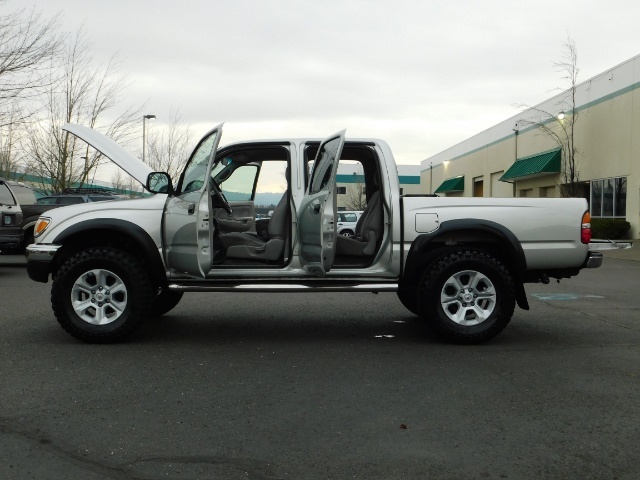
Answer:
34 217 52 237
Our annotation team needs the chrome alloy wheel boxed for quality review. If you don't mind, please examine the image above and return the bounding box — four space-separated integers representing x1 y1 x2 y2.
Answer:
440 269 497 326
71 268 128 325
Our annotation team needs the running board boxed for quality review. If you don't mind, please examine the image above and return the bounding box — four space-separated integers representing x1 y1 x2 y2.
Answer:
168 282 399 293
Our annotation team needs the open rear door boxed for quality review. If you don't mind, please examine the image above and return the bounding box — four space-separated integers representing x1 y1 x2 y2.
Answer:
297 130 346 275
163 125 223 277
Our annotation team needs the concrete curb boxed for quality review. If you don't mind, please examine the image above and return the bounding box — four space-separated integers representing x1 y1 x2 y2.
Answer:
600 240 640 262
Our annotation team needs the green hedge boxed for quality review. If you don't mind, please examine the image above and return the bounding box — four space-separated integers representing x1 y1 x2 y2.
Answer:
591 218 631 239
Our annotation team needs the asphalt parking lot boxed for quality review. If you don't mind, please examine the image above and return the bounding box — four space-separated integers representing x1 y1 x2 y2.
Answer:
1 248 639 479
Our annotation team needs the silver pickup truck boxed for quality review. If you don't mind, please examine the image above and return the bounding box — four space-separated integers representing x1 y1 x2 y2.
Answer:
26 123 602 344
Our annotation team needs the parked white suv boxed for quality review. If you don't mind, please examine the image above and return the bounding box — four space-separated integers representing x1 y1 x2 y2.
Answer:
336 211 362 237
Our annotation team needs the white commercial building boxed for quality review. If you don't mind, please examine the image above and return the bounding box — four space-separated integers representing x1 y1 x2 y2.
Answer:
422 54 640 238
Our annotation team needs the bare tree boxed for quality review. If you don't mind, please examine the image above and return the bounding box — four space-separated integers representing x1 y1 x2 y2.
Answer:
110 167 142 197
0 4 62 126
0 106 25 178
21 28 143 193
145 110 193 181
124 174 143 198
343 181 367 210
519 37 581 197
110 168 126 193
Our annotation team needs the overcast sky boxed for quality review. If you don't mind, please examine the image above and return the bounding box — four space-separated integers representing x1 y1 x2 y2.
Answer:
19 0 640 166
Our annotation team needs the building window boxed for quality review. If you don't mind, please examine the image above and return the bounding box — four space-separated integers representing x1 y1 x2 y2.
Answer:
590 177 626 218
337 186 346 194
615 177 627 217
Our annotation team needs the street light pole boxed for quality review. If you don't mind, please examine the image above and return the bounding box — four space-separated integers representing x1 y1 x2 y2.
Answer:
513 123 519 198
429 162 433 194
142 114 156 163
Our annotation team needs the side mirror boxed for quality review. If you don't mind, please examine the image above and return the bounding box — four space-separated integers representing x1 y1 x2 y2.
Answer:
146 172 173 195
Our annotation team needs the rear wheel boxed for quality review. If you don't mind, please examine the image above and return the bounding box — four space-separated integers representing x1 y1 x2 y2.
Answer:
340 229 355 238
418 248 515 344
51 247 153 343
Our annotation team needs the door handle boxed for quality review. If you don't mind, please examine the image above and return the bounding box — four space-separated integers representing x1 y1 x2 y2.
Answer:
188 203 195 215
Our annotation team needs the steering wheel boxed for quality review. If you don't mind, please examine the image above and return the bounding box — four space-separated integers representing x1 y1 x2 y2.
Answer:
210 180 232 214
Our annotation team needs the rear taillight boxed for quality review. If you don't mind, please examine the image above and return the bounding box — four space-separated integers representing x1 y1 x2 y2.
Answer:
581 211 591 244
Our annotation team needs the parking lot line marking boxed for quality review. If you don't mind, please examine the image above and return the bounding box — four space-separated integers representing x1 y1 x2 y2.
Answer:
530 293 605 301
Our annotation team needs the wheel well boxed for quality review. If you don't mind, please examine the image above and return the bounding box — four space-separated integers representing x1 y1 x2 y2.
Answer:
402 227 528 309
51 228 165 287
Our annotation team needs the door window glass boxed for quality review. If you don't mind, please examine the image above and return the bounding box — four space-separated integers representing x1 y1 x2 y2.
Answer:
309 136 342 194
181 131 220 194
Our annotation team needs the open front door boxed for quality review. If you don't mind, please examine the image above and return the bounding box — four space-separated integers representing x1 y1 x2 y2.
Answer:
298 130 346 275
163 124 223 277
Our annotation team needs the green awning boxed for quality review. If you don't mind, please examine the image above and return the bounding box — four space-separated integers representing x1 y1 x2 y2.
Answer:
435 175 464 193
500 149 561 182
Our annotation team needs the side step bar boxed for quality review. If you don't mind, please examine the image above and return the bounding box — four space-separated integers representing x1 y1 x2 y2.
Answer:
168 283 399 293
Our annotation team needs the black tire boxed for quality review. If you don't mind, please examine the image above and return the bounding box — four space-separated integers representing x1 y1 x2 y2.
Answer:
51 247 153 343
22 228 34 256
397 287 420 315
149 289 184 317
340 230 355 238
418 248 515 344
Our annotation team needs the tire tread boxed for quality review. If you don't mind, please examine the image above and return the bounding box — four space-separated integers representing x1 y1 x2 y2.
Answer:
419 248 516 344
51 247 153 343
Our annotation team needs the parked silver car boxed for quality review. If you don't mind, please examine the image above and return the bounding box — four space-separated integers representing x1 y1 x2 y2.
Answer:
336 210 362 237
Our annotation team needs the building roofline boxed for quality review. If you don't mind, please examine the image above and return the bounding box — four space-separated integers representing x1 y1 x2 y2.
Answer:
421 52 640 172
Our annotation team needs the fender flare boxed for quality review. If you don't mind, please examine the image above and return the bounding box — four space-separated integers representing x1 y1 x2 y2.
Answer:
52 218 166 282
404 219 529 310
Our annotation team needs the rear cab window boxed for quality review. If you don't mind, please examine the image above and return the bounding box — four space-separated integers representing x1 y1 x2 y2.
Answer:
0 183 17 205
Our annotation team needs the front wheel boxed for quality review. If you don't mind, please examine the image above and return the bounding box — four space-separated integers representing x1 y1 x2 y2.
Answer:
418 249 515 344
51 247 153 343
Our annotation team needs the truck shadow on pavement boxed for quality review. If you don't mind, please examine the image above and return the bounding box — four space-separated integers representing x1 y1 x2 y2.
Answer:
134 313 440 345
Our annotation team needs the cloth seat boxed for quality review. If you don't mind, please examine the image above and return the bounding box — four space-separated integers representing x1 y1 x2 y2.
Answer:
219 191 289 261
335 190 382 257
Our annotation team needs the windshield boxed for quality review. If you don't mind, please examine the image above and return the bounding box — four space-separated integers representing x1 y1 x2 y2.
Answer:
180 130 222 194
